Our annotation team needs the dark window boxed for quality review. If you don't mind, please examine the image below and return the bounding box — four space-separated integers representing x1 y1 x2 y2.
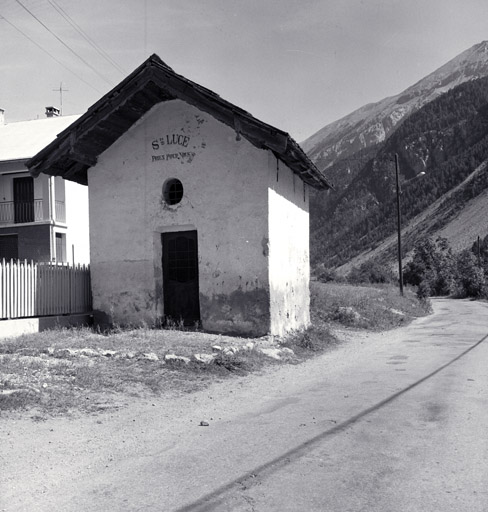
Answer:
163 178 183 205
167 235 197 282
13 177 34 223
55 233 66 262
0 235 19 260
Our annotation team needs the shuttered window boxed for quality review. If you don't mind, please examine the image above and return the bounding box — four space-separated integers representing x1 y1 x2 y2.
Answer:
13 177 34 223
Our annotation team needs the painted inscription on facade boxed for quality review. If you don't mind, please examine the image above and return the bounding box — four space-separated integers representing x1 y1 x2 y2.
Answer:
152 133 190 150
151 133 197 162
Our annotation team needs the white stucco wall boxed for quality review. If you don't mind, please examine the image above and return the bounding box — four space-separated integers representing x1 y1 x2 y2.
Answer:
64 180 90 264
88 100 271 334
268 161 310 337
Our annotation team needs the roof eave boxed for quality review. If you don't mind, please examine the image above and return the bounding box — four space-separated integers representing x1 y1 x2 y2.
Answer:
26 54 332 190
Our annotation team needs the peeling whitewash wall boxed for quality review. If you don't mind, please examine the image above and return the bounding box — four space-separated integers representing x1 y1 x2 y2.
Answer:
88 99 310 336
268 164 310 337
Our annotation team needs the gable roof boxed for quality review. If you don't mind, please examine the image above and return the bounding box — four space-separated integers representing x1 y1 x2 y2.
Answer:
27 54 331 189
0 115 79 163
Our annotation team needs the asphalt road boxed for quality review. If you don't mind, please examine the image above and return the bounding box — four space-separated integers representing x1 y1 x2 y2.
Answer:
3 298 488 511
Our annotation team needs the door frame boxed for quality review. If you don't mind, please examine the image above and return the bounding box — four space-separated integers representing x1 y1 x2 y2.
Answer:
154 226 201 326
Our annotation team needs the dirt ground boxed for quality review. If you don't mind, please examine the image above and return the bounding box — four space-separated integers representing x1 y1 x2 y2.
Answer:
0 325 359 511
2 299 487 511
0 282 431 511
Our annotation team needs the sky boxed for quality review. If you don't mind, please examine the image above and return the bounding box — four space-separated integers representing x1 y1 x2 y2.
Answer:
1 0 487 142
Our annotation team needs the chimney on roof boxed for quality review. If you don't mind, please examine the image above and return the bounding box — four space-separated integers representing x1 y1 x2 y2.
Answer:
45 106 60 118
0 108 4 124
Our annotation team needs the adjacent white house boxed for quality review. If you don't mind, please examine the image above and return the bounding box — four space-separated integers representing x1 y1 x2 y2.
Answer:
0 107 89 264
27 55 331 336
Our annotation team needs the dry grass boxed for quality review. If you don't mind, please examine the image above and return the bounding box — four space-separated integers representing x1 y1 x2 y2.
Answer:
0 327 274 417
310 281 431 330
0 282 429 418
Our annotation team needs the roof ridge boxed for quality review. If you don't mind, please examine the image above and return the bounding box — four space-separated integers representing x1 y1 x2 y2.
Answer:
26 54 331 189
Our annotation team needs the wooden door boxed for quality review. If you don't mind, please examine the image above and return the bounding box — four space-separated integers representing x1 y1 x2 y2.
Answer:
162 231 200 325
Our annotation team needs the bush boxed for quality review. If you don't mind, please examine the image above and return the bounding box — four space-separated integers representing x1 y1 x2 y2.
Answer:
454 249 486 297
404 236 488 299
403 237 455 296
315 266 340 283
347 260 396 285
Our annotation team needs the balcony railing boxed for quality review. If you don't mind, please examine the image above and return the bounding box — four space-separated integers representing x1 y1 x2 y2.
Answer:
0 200 65 225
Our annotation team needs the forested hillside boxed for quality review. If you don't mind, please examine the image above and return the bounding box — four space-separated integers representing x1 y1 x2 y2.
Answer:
303 40 488 177
311 75 488 269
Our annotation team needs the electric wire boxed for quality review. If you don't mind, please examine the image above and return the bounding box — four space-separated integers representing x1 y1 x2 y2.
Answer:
47 0 126 76
0 13 103 94
14 0 114 86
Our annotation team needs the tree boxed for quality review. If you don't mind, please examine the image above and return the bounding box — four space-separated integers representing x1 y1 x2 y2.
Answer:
454 249 486 298
403 237 455 296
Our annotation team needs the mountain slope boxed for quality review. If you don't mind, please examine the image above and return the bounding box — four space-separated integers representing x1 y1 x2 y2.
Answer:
303 40 488 183
335 160 488 274
310 74 488 269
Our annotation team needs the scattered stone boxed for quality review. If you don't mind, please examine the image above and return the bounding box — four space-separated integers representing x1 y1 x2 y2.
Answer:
164 354 191 364
259 348 283 360
193 353 217 364
222 346 239 355
99 350 117 357
122 351 137 359
389 308 405 316
211 345 223 352
244 342 255 351
138 352 159 361
254 336 278 348
54 348 78 358
79 348 100 357
280 347 294 355
1 389 22 395
199 421 209 427
337 306 361 322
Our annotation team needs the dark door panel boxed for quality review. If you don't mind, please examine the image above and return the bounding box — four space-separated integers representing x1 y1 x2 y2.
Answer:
162 231 200 325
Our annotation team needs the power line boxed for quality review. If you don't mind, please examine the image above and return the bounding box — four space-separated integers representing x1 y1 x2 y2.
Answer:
14 0 114 86
47 0 126 76
0 13 103 94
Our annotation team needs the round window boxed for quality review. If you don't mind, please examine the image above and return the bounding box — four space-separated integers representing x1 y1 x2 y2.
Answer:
163 178 183 205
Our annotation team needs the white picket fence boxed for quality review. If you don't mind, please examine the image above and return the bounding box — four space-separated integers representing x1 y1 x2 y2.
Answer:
0 259 92 320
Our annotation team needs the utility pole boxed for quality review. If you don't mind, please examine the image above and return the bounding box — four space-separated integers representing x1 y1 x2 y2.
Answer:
477 235 481 267
395 153 404 296
52 82 69 115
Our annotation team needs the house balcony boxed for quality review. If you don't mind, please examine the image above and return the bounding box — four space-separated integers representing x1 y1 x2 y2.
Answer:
0 199 66 225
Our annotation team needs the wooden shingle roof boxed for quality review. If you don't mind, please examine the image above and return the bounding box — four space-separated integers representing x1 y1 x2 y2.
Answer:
27 54 331 189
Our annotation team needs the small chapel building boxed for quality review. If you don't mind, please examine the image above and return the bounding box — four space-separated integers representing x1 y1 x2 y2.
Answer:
28 55 331 336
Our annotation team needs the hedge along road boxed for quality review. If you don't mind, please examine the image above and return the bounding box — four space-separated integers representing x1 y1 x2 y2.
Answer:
2 298 488 511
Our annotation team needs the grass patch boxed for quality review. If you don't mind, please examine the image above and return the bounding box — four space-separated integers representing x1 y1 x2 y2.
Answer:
0 327 272 417
0 282 430 417
280 321 338 358
310 281 431 330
